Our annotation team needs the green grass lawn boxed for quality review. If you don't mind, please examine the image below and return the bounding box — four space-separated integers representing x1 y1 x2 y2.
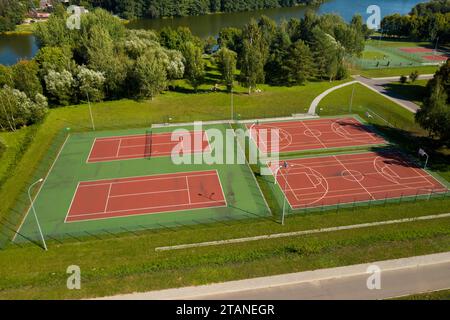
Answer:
393 289 450 300
317 83 418 132
353 65 440 78
1 198 449 299
381 80 428 106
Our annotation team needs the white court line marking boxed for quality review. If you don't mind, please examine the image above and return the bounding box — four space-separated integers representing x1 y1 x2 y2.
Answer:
109 188 189 198
78 173 217 188
68 199 227 219
186 176 192 205
104 183 112 213
333 155 375 200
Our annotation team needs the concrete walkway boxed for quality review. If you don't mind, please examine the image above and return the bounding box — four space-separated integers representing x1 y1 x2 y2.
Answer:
98 251 450 300
308 81 357 114
308 74 434 115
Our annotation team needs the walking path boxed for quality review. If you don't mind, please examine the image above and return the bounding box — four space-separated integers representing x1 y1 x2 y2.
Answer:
308 74 435 115
98 251 450 300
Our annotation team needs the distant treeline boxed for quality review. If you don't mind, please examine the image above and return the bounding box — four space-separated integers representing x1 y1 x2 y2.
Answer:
74 0 324 19
381 0 449 42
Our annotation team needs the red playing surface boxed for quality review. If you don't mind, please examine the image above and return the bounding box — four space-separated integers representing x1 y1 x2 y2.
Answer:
87 131 210 163
66 170 226 222
399 47 433 53
247 118 385 154
270 152 448 209
423 55 448 61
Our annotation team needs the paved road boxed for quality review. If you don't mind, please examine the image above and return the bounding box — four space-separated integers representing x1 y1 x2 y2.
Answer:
354 74 434 113
197 261 450 300
99 252 450 300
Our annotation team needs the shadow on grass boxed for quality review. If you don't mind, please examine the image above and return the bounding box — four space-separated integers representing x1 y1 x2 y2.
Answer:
381 82 426 104
370 124 450 175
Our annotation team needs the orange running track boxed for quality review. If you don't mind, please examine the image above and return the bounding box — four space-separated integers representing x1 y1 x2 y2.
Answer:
247 118 385 154
270 152 448 209
87 130 210 163
66 170 226 222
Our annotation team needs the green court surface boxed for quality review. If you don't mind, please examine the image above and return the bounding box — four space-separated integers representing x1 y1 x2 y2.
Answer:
355 43 448 70
15 123 271 243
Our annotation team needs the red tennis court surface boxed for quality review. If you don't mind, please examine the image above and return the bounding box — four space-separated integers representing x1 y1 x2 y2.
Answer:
87 131 210 163
66 170 226 222
400 47 433 53
247 118 385 154
423 55 448 61
270 152 447 209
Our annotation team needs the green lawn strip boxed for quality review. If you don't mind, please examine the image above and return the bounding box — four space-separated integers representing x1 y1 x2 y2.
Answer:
392 289 450 300
380 80 428 106
355 65 439 78
317 83 419 132
0 216 448 299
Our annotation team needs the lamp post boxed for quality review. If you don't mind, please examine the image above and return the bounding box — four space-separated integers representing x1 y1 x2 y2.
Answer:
274 161 290 226
28 178 47 251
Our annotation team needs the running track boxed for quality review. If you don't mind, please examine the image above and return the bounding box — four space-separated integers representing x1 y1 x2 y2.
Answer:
247 118 385 154
271 152 448 209
87 131 210 163
66 170 226 222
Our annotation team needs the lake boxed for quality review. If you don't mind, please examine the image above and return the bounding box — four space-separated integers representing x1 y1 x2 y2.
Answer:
0 0 425 65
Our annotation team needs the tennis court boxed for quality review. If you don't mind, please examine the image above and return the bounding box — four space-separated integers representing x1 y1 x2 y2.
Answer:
270 152 448 209
66 170 226 222
87 130 210 162
247 117 385 154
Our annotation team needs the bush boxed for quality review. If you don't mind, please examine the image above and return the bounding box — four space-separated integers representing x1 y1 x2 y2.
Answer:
400 75 408 84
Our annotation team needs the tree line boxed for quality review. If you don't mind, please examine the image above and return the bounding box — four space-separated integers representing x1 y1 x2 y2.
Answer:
381 0 449 43
72 0 324 19
0 7 367 131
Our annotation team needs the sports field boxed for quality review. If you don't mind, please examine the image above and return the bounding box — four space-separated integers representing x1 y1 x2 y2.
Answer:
268 151 448 209
247 117 386 154
15 123 271 242
356 43 448 70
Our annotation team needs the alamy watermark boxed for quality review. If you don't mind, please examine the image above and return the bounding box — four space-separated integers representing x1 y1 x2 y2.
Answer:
67 265 81 290
66 5 82 30
366 265 381 290
170 121 279 176
366 5 381 30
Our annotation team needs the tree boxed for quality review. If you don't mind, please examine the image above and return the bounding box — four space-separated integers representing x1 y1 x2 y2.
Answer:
0 65 13 88
182 42 205 91
240 19 266 93
415 61 450 143
285 40 315 85
44 70 75 106
76 66 106 103
0 86 48 131
216 47 237 91
133 52 167 99
410 70 419 83
311 28 345 81
83 25 130 98
11 60 42 98
400 75 408 84
34 46 75 79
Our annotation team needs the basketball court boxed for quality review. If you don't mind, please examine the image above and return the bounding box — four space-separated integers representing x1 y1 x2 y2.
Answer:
247 117 385 154
270 152 448 209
